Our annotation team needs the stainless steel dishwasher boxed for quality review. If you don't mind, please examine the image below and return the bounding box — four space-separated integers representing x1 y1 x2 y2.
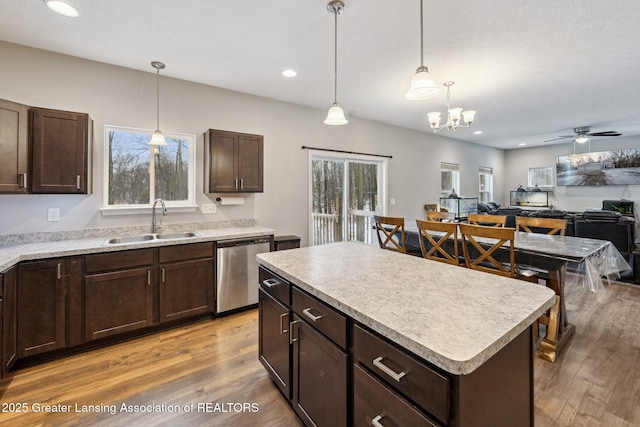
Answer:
216 236 272 313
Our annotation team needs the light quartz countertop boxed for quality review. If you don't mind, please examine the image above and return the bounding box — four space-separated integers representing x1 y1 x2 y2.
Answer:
0 226 274 272
257 241 556 375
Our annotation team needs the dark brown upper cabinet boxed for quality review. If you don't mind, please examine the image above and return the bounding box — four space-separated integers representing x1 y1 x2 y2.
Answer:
204 129 263 193
30 107 92 194
0 98 29 193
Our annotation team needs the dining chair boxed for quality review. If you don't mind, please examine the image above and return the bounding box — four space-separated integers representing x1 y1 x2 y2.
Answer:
515 216 567 236
424 203 438 212
415 219 461 266
373 215 422 256
515 216 567 338
467 213 506 227
426 211 456 222
458 223 538 282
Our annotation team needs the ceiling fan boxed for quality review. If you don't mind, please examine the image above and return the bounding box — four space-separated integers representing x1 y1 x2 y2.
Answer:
544 126 622 143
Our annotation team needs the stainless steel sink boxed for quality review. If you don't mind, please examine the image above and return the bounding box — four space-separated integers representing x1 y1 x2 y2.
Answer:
102 231 200 245
156 231 200 240
104 234 156 245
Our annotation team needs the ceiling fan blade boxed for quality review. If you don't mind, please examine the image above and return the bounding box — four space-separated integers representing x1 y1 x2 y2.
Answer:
588 131 622 137
543 135 574 142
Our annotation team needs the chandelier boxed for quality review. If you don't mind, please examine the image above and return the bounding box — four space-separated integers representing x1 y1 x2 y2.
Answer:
427 81 476 132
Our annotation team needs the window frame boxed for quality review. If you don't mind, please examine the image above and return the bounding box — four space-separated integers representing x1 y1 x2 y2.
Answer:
440 162 460 198
101 125 198 215
478 166 493 203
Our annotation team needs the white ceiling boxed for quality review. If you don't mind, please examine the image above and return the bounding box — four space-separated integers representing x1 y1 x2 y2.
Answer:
1 0 639 149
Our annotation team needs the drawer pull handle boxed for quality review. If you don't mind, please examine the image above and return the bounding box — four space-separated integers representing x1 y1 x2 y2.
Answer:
302 308 324 322
280 313 289 334
57 263 62 280
147 270 151 286
289 320 301 344
373 356 406 382
76 175 81 190
372 415 385 427
262 278 280 288
161 267 166 283
21 173 27 188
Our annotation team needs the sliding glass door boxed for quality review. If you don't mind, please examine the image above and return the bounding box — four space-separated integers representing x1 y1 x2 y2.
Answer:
309 152 387 246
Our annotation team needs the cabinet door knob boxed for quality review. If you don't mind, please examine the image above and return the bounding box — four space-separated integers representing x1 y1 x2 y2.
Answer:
372 415 386 427
262 278 280 288
372 356 406 382
302 307 325 323
280 313 289 334
289 320 301 344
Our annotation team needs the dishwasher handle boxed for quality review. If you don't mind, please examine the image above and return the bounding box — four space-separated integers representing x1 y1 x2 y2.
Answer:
217 236 272 248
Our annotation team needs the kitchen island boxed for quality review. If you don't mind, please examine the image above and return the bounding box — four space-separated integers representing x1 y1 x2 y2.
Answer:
257 241 556 427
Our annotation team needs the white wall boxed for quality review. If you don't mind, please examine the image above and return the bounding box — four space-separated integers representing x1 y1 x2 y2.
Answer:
504 137 640 215
0 41 504 246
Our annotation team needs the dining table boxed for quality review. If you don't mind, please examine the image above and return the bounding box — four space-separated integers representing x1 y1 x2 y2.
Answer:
401 225 631 362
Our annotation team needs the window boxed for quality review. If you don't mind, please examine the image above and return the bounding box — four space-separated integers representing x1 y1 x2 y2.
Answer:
309 152 387 246
478 166 493 203
440 162 460 197
104 126 196 210
528 167 553 189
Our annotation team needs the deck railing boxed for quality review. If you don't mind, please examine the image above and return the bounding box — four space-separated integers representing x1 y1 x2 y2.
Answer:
311 210 375 246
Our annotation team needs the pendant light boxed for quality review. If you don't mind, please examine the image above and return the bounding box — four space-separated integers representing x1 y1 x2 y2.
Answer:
324 1 348 125
405 0 440 100
150 61 167 146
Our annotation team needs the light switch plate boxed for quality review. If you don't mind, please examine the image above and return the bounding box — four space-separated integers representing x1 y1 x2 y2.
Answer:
390 198 396 206
48 208 60 222
202 203 216 214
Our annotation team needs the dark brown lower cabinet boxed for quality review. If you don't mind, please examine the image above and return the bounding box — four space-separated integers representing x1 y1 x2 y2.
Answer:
291 315 348 427
84 267 154 341
258 288 291 398
17 259 67 358
159 258 213 323
1 266 17 377
354 364 438 427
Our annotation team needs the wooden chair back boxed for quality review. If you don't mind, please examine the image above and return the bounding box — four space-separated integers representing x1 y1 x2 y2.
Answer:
467 213 506 227
458 223 516 278
415 219 459 266
426 211 456 222
373 215 407 254
424 203 438 212
516 216 567 236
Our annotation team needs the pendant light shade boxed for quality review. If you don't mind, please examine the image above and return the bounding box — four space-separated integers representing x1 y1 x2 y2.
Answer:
405 66 439 100
405 0 440 100
150 61 167 146
324 102 348 125
324 1 348 126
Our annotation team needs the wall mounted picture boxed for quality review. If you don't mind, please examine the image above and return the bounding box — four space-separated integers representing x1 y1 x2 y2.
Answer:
556 148 640 186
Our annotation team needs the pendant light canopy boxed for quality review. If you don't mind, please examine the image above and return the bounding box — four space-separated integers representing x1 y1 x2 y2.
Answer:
324 1 348 126
150 61 167 146
405 0 440 101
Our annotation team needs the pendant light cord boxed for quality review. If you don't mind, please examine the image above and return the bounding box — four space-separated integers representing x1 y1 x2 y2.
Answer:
420 0 424 67
156 67 160 130
333 7 338 104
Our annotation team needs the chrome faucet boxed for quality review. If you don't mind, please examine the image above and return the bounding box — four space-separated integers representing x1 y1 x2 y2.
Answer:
151 198 167 234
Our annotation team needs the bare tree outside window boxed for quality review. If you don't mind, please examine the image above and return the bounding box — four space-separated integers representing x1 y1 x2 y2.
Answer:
105 126 195 208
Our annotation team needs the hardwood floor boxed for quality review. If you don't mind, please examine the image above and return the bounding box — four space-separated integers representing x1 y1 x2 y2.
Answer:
1 281 638 426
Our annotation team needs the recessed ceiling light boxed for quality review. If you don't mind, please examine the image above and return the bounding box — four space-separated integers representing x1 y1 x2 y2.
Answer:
473 130 483 135
44 0 79 17
519 143 527 146
281 69 297 78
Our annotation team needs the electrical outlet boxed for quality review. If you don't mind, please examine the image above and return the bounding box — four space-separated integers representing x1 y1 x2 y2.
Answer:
48 208 60 222
202 203 216 214
390 198 396 206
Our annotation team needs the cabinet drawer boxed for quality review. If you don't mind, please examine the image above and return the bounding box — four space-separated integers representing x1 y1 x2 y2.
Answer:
292 287 347 350
353 324 450 424
259 266 290 306
85 249 154 273
354 364 438 427
159 242 214 264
